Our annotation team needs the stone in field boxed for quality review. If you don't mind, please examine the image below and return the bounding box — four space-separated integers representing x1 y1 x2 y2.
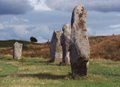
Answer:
70 5 90 77
13 42 23 60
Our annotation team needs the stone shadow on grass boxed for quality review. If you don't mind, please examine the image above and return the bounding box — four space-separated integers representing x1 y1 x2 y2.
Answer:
0 56 13 61
17 73 66 80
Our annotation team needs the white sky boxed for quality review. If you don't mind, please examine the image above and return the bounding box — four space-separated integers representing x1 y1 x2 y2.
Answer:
0 0 120 42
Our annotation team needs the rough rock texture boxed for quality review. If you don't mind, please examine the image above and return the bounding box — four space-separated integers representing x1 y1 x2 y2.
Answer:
70 5 90 77
50 30 63 62
60 24 71 65
13 42 23 60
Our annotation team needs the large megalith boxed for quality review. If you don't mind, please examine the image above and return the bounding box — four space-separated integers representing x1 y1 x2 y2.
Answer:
49 30 63 62
60 24 71 65
13 42 23 60
70 5 90 77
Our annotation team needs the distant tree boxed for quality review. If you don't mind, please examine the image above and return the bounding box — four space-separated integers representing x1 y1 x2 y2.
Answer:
46 39 50 44
30 37 38 43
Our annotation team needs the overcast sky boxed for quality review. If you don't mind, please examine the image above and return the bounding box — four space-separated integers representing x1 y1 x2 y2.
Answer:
0 0 120 42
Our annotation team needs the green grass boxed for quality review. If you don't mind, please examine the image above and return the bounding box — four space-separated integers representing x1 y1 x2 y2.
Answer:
0 56 120 87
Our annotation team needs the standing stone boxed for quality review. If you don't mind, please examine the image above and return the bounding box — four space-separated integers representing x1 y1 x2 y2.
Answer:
70 5 90 77
13 42 23 60
49 30 63 62
60 24 71 65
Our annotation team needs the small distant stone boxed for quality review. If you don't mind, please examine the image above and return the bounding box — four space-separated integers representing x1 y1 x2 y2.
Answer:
13 42 23 60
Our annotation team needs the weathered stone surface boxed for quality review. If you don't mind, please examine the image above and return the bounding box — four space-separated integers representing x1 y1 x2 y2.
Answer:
70 5 90 77
13 42 23 60
50 30 63 62
60 24 71 65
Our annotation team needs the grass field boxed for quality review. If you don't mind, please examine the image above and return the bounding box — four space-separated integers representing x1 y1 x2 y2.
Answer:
0 35 120 60
0 55 120 87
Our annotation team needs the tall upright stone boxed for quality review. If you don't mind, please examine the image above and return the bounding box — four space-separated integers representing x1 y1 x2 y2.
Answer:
70 5 90 77
60 24 71 65
50 30 63 62
13 42 23 60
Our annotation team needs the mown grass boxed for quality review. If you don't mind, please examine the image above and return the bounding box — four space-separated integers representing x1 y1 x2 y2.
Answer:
0 55 120 87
